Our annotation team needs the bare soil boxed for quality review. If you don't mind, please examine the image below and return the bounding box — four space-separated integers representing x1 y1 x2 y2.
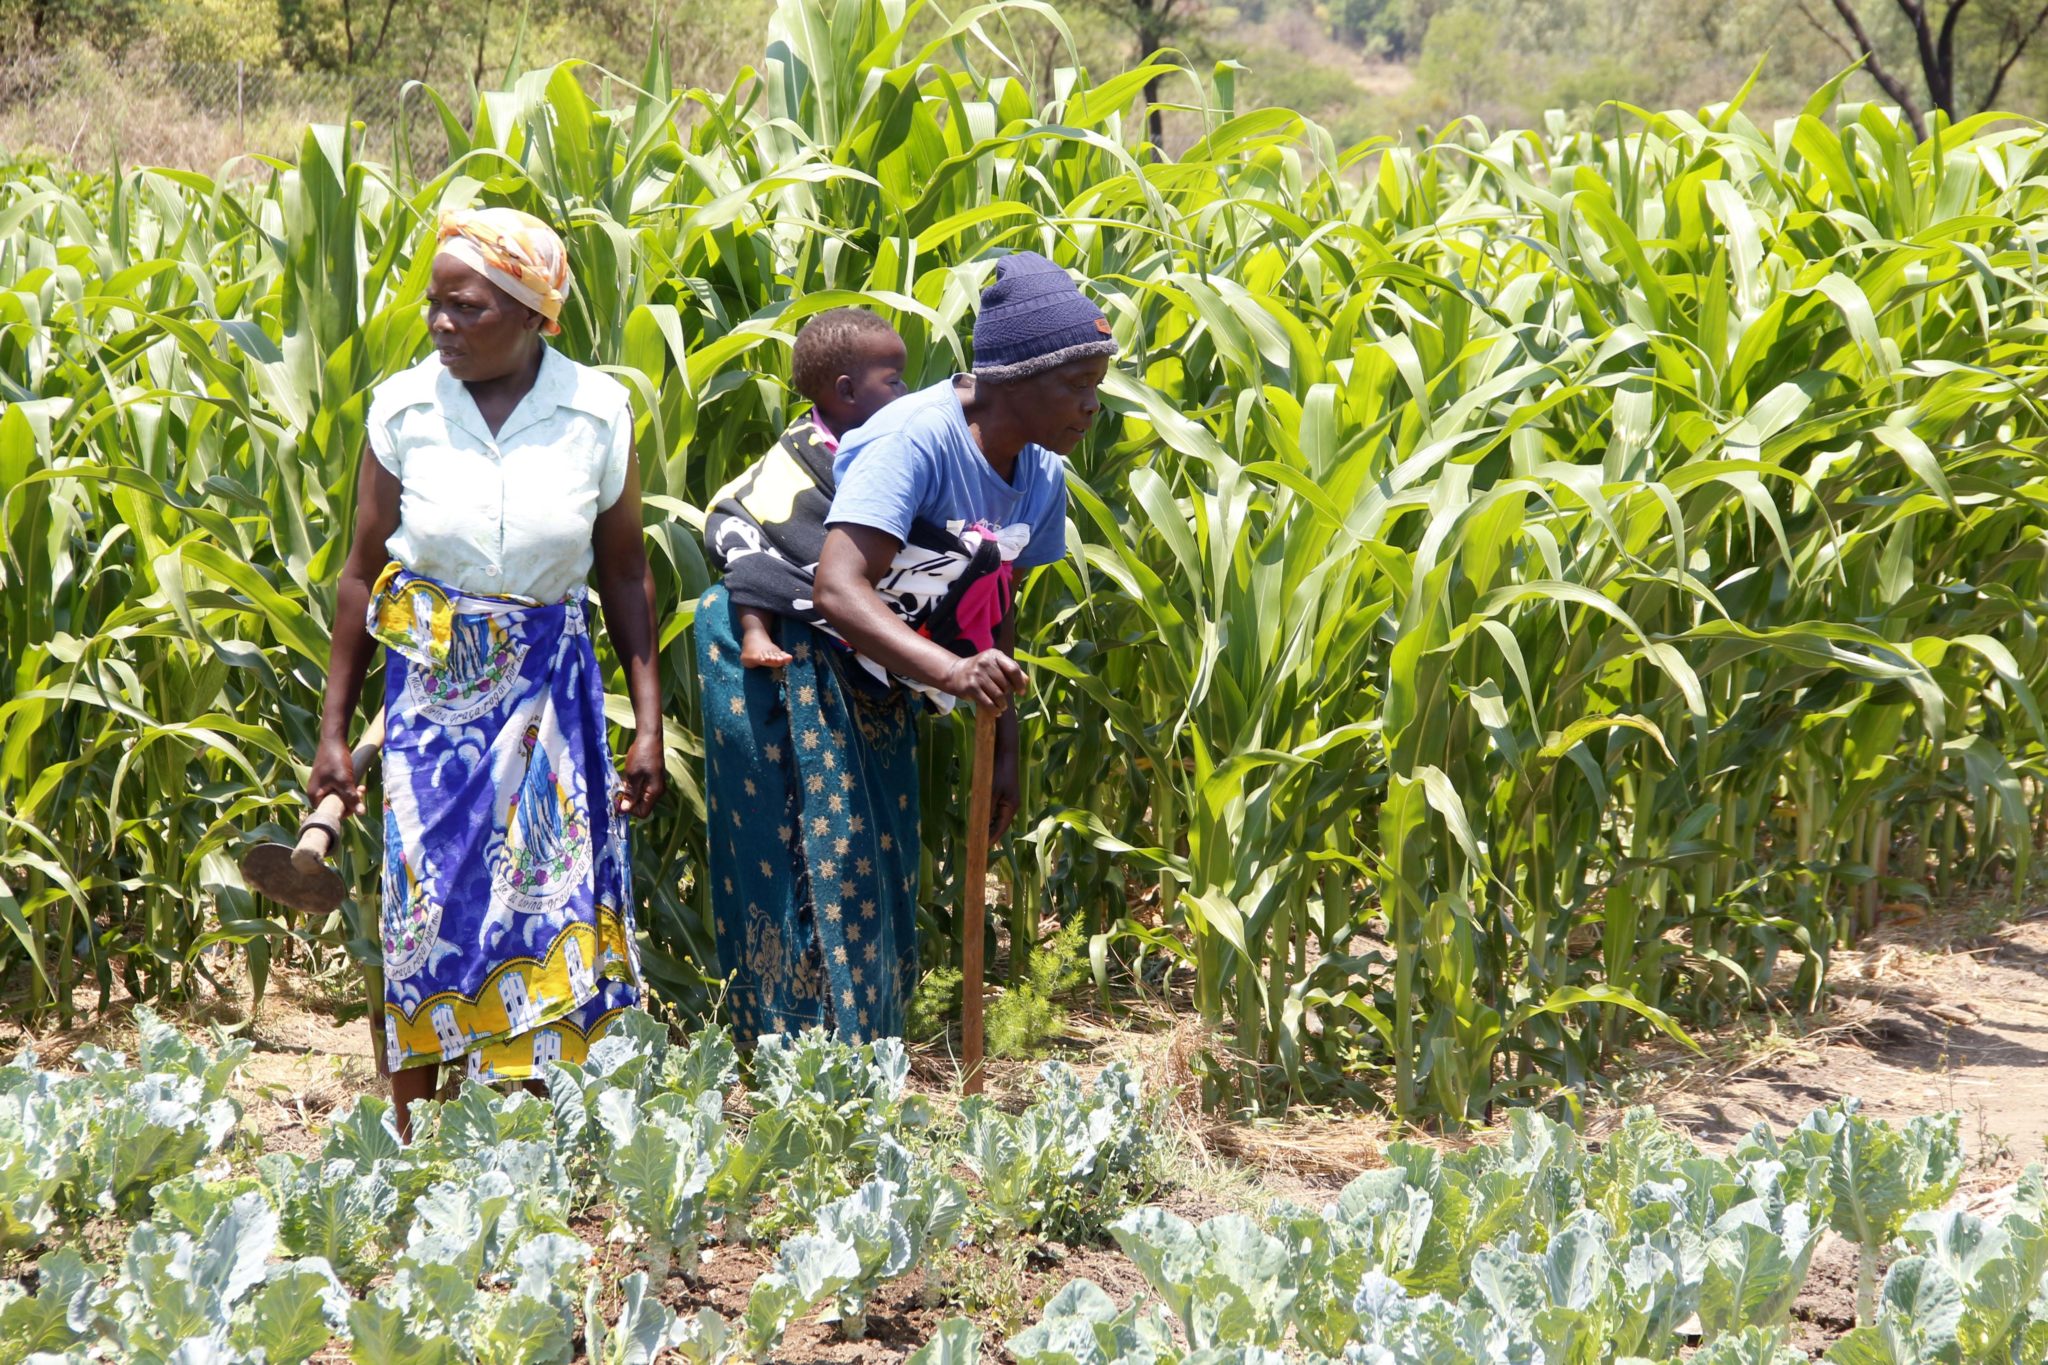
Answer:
1616 910 2048 1170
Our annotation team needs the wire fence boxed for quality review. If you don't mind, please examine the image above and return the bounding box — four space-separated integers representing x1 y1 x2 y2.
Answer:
0 47 445 175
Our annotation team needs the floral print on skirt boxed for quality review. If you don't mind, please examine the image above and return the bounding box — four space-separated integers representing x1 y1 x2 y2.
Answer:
371 563 641 1080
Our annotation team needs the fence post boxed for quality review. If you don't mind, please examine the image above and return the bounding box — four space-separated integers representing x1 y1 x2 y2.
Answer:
237 60 246 150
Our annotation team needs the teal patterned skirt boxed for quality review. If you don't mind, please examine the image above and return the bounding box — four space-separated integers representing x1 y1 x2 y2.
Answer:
695 586 922 1043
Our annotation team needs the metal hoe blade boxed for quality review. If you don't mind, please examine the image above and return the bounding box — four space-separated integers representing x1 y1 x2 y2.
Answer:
240 841 346 916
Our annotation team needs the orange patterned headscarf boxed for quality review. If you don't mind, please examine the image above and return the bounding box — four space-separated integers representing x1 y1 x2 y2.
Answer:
433 208 572 335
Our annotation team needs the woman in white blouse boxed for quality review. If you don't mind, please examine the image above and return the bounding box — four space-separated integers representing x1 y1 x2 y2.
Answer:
310 209 664 1139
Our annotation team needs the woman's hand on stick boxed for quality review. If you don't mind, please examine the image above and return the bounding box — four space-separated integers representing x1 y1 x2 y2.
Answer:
308 736 367 817
943 650 1026 709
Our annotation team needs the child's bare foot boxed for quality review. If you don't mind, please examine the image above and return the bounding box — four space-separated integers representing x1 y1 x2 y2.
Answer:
740 635 792 668
739 619 792 669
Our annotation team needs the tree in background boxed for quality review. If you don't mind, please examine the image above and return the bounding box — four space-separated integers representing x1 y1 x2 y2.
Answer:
1415 3 1502 111
1068 0 1209 142
1330 0 1447 57
155 0 281 63
269 0 766 94
274 0 429 71
1331 0 1398 49
0 0 142 53
1797 0 2048 135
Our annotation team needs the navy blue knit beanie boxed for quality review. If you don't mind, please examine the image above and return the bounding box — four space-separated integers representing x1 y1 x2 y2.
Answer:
970 251 1118 382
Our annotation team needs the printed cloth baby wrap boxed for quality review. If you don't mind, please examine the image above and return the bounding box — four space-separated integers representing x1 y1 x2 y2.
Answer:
368 561 640 1079
704 419 1026 713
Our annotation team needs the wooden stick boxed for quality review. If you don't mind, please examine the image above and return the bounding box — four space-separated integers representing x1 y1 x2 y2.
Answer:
960 702 999 1095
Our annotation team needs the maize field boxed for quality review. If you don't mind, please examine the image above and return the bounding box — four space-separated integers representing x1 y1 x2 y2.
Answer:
3 0 2048 1124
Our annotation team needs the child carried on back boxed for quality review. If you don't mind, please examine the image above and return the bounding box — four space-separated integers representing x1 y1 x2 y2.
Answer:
702 307 1022 712
707 308 908 668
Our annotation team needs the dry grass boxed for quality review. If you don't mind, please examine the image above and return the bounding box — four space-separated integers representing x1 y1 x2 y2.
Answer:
0 45 422 175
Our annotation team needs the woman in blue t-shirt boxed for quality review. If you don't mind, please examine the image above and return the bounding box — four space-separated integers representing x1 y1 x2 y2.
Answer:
694 252 1115 1043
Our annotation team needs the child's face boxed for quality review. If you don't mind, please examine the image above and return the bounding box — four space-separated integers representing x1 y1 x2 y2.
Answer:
829 332 910 432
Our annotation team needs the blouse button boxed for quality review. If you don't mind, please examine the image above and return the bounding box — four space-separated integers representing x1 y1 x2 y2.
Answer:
484 565 499 577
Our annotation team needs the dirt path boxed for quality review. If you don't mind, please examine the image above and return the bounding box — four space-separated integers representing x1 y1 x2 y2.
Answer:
1621 909 2048 1177
10 909 2043 1175
11 914 2042 1190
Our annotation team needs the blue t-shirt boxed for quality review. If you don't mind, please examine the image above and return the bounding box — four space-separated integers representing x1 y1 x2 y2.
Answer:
826 378 1068 571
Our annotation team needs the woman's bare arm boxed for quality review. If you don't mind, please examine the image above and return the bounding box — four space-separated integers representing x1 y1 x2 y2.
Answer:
812 525 1024 708
593 445 667 818
310 447 402 813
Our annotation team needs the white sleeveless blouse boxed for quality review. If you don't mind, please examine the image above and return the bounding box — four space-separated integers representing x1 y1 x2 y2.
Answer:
367 346 634 602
